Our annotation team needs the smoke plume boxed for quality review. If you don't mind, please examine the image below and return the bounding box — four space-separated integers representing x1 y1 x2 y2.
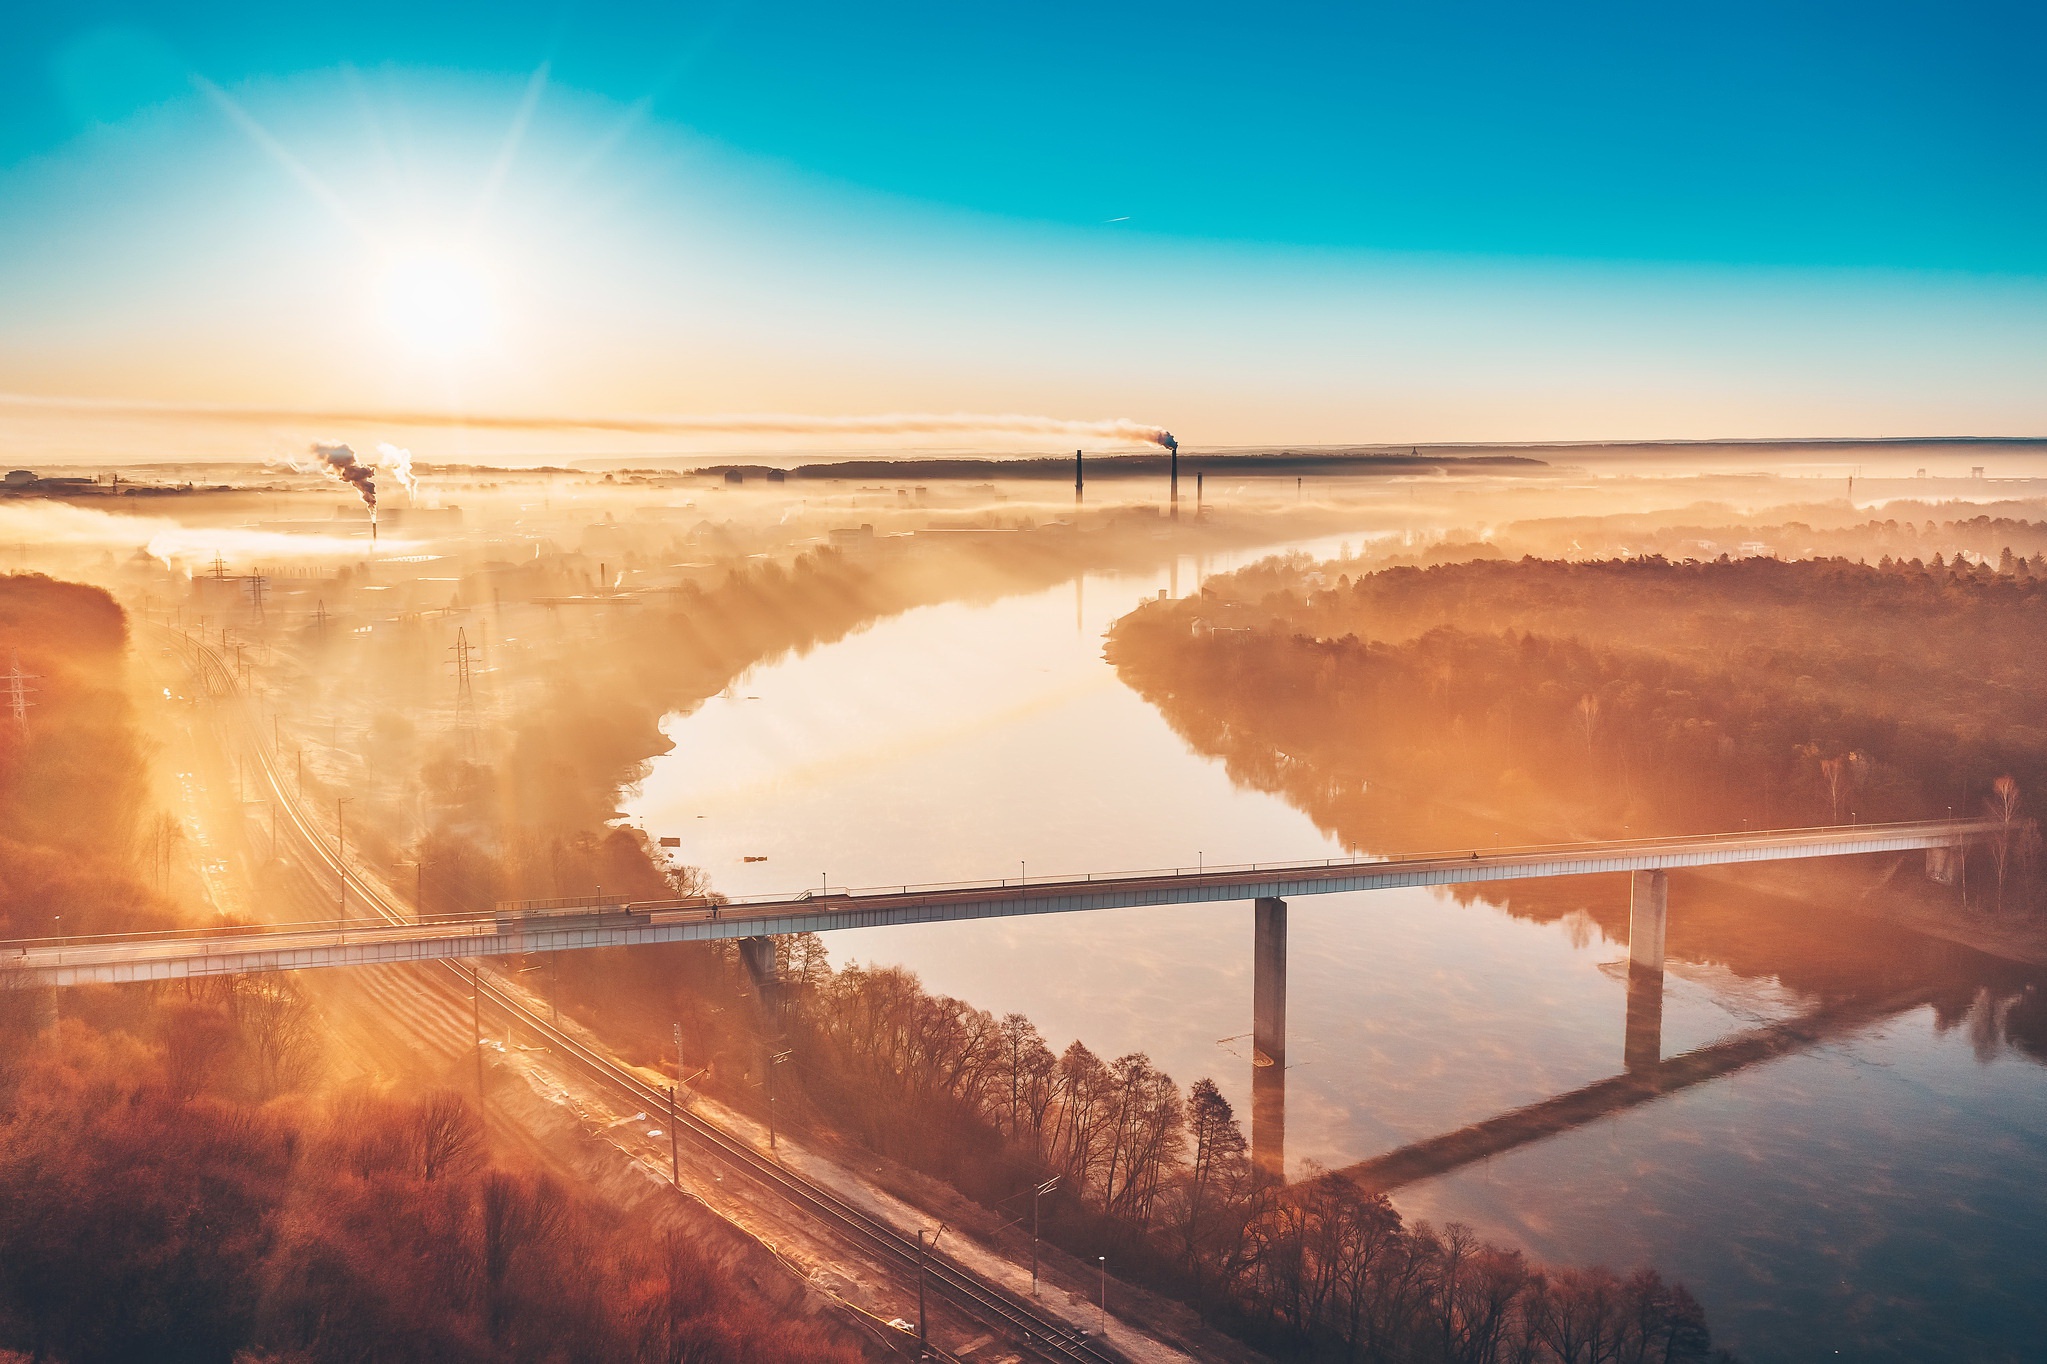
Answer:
3 393 1178 451
373 443 419 499
0 501 410 566
311 443 377 511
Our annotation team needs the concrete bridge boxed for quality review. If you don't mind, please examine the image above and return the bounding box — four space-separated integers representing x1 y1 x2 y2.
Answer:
5 818 1996 1174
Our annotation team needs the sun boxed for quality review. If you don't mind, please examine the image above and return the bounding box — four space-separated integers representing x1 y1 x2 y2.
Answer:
376 247 499 360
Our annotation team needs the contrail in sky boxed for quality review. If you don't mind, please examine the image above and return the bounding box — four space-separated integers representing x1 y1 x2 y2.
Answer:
0 393 1177 449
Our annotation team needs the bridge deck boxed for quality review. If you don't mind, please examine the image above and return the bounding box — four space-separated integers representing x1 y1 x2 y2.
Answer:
2 819 1993 987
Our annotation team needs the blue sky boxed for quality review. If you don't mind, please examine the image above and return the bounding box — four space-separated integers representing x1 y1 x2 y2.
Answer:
3 2 2045 455
15 1 2044 270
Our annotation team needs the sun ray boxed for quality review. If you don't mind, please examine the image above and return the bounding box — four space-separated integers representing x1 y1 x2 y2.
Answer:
467 62 551 242
193 75 373 244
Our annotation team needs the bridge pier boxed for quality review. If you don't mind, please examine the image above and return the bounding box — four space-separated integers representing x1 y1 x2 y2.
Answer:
1253 896 1287 1178
1624 870 1667 1073
738 935 781 1021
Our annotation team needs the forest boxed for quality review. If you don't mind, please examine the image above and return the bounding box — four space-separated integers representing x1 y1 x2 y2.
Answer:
1109 553 2047 914
0 573 859 1364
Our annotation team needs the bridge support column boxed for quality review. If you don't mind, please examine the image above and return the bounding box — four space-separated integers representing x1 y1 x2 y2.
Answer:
1253 897 1287 1179
1624 871 1666 1073
738 935 780 1021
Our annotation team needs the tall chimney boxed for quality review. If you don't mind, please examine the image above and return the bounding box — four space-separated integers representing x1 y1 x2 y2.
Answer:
1170 443 1180 519
1075 448 1084 502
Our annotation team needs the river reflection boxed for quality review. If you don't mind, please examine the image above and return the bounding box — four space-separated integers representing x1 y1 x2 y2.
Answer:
627 565 2047 1363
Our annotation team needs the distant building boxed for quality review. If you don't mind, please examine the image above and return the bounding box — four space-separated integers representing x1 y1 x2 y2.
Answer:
3 470 32 486
828 524 879 559
377 506 464 528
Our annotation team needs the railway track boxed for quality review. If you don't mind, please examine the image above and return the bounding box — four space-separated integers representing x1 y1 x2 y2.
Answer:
156 624 1125 1364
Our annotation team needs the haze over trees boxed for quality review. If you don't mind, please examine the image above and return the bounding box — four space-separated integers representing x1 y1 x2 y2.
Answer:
0 573 859 1364
1110 553 2047 910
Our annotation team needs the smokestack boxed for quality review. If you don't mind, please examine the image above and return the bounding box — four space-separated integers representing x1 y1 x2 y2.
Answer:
1162 431 1180 521
1075 448 1084 502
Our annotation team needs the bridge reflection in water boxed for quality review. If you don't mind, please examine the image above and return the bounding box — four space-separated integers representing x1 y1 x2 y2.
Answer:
1259 867 1931 1191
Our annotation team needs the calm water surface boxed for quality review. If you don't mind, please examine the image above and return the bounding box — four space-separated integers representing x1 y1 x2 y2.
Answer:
626 558 2047 1363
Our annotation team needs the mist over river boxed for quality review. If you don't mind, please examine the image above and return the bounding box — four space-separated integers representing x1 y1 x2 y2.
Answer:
627 551 2047 1364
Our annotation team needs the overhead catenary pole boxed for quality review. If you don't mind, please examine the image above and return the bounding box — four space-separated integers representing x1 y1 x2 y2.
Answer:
473 963 484 1101
917 1225 947 1355
335 797 351 914
671 1022 684 1187
766 1048 790 1152
1032 1175 1060 1297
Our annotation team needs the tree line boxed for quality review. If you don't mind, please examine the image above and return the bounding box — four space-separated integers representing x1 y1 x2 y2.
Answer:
1110 554 2047 914
763 948 1727 1362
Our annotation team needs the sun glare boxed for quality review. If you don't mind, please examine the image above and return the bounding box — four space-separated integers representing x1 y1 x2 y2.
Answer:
376 247 498 359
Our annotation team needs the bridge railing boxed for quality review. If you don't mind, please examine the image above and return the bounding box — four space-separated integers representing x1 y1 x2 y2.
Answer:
6 816 1999 954
750 816 2000 903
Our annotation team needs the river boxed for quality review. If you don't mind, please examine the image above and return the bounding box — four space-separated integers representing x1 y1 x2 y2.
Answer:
625 552 2047 1363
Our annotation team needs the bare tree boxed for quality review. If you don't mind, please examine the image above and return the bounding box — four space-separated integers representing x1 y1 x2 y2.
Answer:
158 1001 236 1101
999 1013 1053 1139
226 972 319 1095
412 1089 482 1182
1576 694 1601 754
1181 1078 1248 1265
1820 756 1846 824
479 1170 565 1345
1986 775 2023 914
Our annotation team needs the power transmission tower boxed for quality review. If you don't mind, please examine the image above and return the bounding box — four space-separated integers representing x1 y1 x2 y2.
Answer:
3 651 37 736
245 569 268 621
450 627 479 751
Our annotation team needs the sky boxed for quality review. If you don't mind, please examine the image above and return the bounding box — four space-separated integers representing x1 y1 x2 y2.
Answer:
3 1 2045 460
